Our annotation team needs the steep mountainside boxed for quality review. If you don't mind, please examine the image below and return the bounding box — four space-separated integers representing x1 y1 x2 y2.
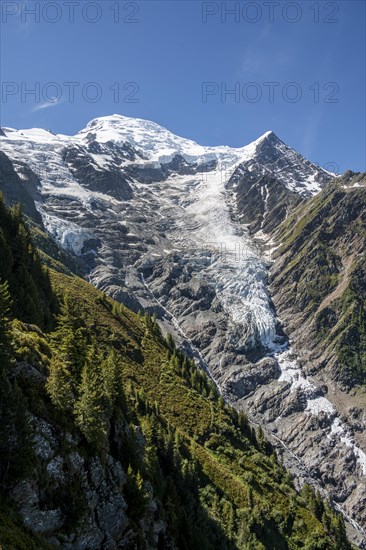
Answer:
0 196 350 550
271 171 366 388
1 115 365 546
267 174 366 519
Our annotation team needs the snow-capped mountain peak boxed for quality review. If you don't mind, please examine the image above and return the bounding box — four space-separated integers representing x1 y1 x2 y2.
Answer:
76 114 253 168
1 114 332 199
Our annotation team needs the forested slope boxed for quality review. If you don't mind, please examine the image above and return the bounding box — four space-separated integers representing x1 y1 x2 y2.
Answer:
0 195 351 549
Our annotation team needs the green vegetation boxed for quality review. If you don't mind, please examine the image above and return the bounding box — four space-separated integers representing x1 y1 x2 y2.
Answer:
337 260 366 381
315 258 366 384
0 194 56 329
272 179 366 386
0 198 352 548
0 279 34 487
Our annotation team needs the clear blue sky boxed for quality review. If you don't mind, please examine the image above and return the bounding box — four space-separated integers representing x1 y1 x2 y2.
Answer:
1 0 365 173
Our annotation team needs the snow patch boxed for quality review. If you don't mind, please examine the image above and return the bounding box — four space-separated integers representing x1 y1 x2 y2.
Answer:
271 343 365 476
328 418 366 476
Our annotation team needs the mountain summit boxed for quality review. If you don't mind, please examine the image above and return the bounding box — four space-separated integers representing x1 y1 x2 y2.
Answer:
2 114 331 199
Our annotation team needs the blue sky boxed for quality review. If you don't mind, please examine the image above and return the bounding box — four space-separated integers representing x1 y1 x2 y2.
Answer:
1 0 365 173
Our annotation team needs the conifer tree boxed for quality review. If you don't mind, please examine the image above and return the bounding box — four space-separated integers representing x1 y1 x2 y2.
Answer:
74 346 108 448
0 199 55 328
46 295 88 409
46 356 74 411
53 295 88 380
101 348 127 418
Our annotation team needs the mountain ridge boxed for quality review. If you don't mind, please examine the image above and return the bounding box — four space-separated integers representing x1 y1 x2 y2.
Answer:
1 115 332 195
0 115 365 546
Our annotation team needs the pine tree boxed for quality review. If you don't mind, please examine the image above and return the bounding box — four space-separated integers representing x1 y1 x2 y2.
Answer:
102 349 125 407
314 489 325 520
46 356 74 411
0 199 55 328
9 219 42 326
53 295 88 380
46 294 88 411
74 346 108 448
334 512 348 547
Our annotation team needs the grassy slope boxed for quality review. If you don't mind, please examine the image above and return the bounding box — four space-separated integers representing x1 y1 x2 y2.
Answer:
271 175 366 387
48 272 349 546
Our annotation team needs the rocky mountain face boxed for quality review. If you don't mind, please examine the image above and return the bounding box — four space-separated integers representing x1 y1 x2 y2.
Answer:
225 130 329 234
9 406 161 550
1 196 350 550
267 171 366 538
1 115 365 546
271 170 366 389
